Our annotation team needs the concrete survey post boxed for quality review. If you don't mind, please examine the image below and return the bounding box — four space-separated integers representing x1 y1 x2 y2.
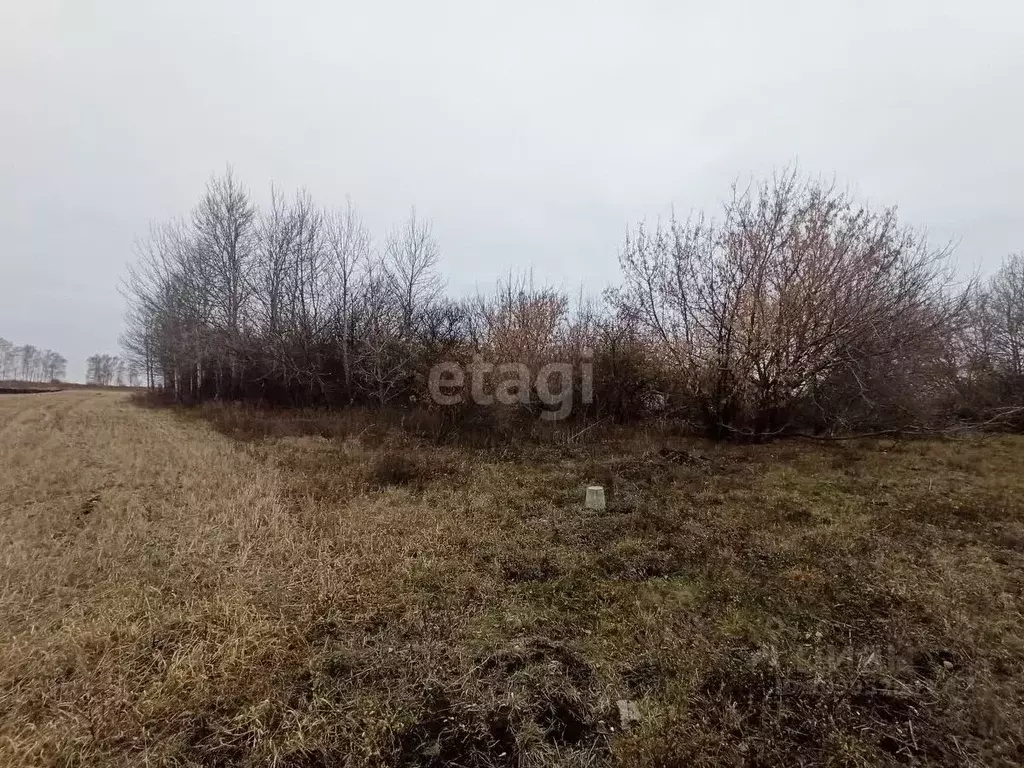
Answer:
585 485 606 511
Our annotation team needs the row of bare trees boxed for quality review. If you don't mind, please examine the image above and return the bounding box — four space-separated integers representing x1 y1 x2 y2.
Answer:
121 169 456 406
121 168 1023 437
85 354 139 387
0 338 67 382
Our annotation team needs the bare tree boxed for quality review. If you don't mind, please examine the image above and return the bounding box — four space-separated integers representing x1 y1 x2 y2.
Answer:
41 350 67 381
0 338 13 379
192 167 256 396
984 253 1024 378
384 208 443 335
20 345 38 381
325 199 371 396
351 259 410 405
958 253 1024 420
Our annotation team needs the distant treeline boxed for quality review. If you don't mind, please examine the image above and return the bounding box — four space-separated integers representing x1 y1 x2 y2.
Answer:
85 353 140 387
0 338 67 383
120 167 1024 438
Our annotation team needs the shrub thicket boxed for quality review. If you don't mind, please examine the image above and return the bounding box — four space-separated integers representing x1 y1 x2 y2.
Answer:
121 168 1023 438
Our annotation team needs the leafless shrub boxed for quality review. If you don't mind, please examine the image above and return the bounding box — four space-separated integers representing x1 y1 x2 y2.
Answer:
612 169 969 437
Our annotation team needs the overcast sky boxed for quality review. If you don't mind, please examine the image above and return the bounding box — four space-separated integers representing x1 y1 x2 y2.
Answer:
2 1 1022 380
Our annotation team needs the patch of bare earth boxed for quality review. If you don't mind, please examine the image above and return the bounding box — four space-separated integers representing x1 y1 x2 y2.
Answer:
1 393 1022 766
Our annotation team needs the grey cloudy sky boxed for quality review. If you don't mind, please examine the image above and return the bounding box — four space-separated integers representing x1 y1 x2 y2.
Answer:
2 1 1022 380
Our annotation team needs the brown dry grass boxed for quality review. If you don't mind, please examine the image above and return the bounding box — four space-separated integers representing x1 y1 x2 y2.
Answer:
1 391 1022 767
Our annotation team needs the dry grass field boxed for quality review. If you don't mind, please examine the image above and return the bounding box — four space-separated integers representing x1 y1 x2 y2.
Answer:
1 391 1023 767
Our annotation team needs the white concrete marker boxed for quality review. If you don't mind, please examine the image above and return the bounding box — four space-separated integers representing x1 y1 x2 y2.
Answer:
616 699 642 731
585 485 606 511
